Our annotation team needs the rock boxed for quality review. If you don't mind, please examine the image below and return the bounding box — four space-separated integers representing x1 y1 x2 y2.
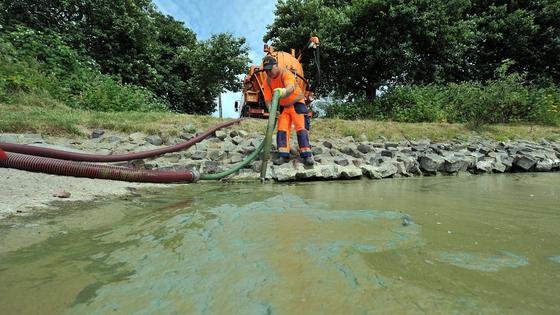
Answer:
207 150 225 161
337 165 363 179
231 136 244 145
357 143 373 154
163 153 181 163
228 154 243 164
105 135 122 143
535 159 554 172
129 132 146 144
500 155 514 170
493 160 507 173
317 165 336 179
443 154 470 173
202 160 219 173
376 162 399 178
222 141 238 152
381 150 395 158
513 155 537 171
53 189 71 198
215 130 227 140
250 138 262 147
91 129 105 139
230 130 248 138
179 132 195 140
145 135 163 146
323 140 333 149
273 164 297 181
352 159 363 167
361 163 398 179
397 155 419 174
205 137 223 144
412 145 429 152
195 141 209 151
312 146 324 155
361 165 383 179
385 142 398 148
476 158 494 173
334 155 349 166
340 144 363 158
419 154 445 173
191 151 207 160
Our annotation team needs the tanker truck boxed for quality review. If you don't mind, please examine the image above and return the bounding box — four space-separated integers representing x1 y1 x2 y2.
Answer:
235 37 320 118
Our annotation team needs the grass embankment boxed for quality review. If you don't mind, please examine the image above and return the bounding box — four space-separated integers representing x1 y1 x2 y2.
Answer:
2 101 560 142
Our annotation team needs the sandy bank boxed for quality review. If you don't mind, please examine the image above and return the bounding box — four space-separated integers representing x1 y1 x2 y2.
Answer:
0 168 168 219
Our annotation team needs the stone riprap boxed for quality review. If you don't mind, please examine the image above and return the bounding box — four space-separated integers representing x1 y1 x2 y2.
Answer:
1 129 559 182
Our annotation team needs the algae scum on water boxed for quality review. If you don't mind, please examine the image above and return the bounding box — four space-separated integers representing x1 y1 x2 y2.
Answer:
68 194 424 314
1 174 559 314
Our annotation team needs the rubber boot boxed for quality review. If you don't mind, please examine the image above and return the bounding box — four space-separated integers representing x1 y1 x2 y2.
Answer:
273 156 290 165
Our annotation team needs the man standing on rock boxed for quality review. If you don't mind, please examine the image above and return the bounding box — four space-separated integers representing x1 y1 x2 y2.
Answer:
262 55 314 166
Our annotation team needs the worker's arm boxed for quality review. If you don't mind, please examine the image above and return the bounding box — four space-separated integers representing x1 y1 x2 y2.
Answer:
283 84 295 96
274 70 296 97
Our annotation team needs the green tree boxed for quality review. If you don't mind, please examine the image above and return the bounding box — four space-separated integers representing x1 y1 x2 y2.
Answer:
170 33 250 114
0 0 250 114
466 0 560 83
265 0 475 99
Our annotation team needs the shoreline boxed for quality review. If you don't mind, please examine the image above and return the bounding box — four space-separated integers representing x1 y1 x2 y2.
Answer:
0 167 170 220
1 128 559 219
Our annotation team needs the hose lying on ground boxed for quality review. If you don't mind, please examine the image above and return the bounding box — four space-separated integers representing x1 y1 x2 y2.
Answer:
0 152 199 183
0 92 282 183
0 119 242 162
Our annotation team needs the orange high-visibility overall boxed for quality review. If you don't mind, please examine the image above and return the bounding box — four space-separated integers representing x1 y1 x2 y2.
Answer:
263 69 312 158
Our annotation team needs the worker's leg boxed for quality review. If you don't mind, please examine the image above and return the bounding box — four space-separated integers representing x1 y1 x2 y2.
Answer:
293 103 312 158
276 107 291 158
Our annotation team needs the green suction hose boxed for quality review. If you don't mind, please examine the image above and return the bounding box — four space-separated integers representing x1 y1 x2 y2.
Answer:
259 91 281 181
199 141 264 180
199 91 280 181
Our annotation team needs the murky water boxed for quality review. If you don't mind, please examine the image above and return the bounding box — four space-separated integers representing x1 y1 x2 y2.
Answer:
0 173 559 314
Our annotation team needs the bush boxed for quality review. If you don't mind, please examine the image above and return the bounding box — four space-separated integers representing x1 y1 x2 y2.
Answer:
0 27 168 112
323 77 560 126
378 85 447 123
74 74 168 112
323 98 383 120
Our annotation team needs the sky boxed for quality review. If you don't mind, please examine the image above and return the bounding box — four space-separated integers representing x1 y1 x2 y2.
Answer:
153 0 277 118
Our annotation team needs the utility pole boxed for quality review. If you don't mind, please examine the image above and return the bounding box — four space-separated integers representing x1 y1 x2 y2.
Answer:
218 93 223 118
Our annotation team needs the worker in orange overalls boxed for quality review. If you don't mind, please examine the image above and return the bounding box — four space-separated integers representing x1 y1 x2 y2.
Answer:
262 55 314 166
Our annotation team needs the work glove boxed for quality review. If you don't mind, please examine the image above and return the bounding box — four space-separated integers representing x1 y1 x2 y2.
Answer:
274 87 287 98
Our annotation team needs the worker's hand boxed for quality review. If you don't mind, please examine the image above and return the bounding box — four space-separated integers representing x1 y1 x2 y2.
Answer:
274 87 287 98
